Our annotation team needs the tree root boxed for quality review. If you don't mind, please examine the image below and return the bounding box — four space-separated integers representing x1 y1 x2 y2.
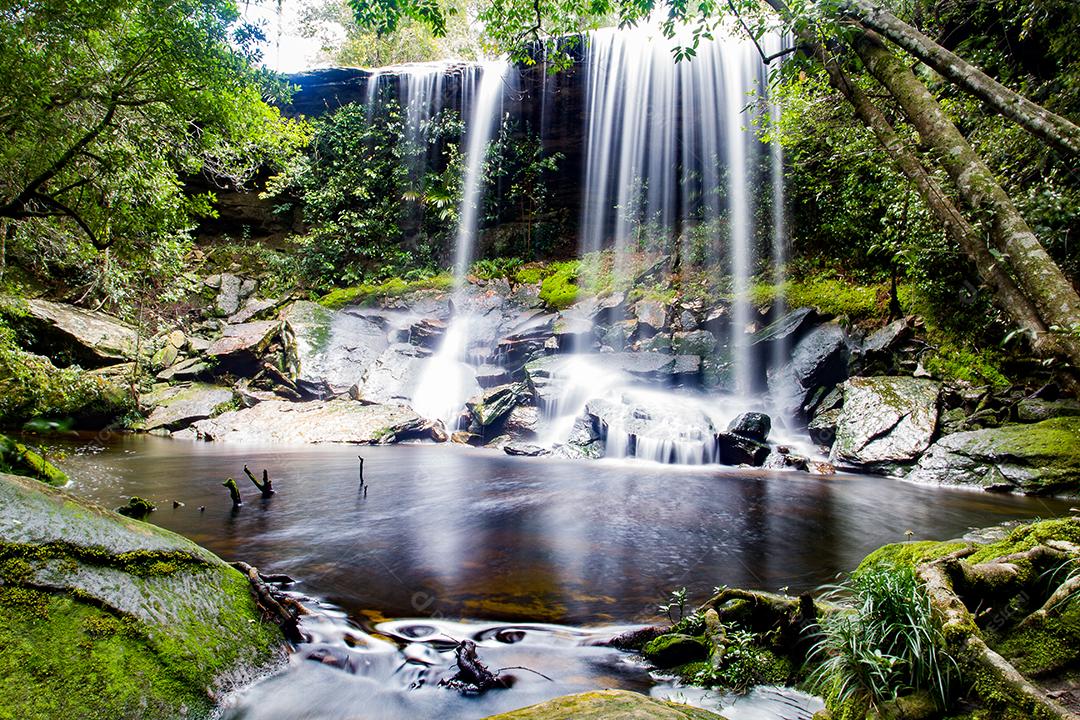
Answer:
232 561 306 645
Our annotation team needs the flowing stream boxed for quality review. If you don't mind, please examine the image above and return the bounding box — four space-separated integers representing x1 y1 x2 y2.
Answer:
54 435 1073 719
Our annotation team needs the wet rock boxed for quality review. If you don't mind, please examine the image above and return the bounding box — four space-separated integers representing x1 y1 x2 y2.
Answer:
831 377 940 471
504 405 541 438
763 450 810 472
633 299 667 334
503 441 550 457
467 383 529 427
637 333 672 352
14 298 139 366
410 318 447 349
193 399 427 444
553 316 593 350
766 323 850 422
808 408 841 446
677 309 700 332
716 432 770 466
672 329 717 356
523 355 564 408
0 472 286 719
752 307 819 349
482 689 723 720
906 417 1080 495
1017 397 1080 423
727 412 771 443
356 344 428 405
607 351 677 380
451 431 483 446
282 301 388 398
142 384 236 431
643 633 709 668
475 364 512 389
496 315 556 369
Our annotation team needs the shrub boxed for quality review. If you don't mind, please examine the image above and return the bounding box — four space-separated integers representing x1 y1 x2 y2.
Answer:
809 563 958 713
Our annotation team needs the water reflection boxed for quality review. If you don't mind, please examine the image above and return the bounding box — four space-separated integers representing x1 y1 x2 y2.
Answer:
57 436 1071 624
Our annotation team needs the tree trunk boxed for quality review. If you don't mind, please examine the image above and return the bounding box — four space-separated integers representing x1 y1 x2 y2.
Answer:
843 0 1080 158
851 29 1080 369
811 42 1061 358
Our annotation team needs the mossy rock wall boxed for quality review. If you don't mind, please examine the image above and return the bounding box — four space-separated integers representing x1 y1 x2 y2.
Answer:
0 472 286 720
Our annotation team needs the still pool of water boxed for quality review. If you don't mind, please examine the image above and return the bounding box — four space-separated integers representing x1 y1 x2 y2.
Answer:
52 435 1071 719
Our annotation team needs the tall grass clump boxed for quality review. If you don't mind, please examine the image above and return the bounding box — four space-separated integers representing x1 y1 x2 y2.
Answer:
809 563 958 713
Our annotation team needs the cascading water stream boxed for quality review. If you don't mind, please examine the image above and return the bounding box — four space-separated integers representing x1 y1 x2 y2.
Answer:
413 61 510 427
544 24 781 461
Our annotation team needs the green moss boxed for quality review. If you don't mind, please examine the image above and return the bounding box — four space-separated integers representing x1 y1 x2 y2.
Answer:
856 540 969 574
538 261 581 310
965 518 1080 565
749 278 886 321
0 434 68 486
993 598 1080 677
318 272 455 309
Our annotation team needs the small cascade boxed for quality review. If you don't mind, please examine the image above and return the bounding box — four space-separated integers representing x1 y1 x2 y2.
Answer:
412 62 510 428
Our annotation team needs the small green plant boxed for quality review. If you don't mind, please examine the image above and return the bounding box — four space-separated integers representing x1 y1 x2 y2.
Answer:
659 587 690 624
808 563 958 712
538 260 580 310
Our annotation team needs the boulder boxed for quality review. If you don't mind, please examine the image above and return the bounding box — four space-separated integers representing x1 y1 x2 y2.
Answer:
481 689 724 720
766 323 850 421
205 320 279 365
716 432 770 466
505 405 542 438
672 329 717 356
727 412 771 443
906 417 1080 495
467 383 529 427
410 317 447 349
151 329 186 369
862 317 911 357
142 384 236 431
356 344 429 405
831 377 940 471
642 633 710 668
808 408 841 446
193 399 428 444
633 299 667 334
17 298 139 366
228 296 282 325
751 307 819 349
0 472 285 719
1016 397 1080 423
156 357 211 382
281 301 388 398
211 273 248 317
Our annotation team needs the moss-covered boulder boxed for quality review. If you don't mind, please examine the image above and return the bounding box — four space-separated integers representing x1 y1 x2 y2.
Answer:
0 472 286 719
140 383 236 431
643 633 710 667
0 434 68 485
905 417 1080 494
481 689 726 719
831 376 940 472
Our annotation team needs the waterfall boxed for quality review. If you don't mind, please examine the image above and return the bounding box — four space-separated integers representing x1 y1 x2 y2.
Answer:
412 61 509 427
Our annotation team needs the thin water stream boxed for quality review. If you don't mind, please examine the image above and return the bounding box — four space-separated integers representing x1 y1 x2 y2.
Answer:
51 435 1071 718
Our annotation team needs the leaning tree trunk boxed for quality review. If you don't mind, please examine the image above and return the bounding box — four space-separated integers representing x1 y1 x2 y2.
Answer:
842 0 1080 158
811 41 1060 358
850 28 1080 369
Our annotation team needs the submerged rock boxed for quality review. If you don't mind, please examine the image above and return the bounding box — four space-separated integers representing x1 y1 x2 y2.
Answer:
906 417 1080 494
193 399 427 444
831 376 940 471
0 472 286 719
481 689 724 719
503 441 550 457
